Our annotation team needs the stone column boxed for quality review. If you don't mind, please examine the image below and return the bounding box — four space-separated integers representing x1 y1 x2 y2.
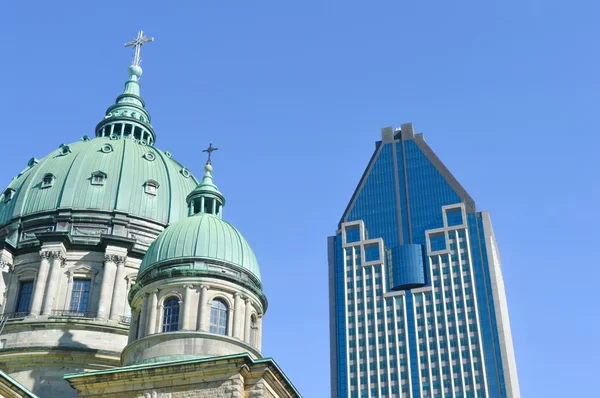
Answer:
109 257 127 321
257 315 263 350
29 251 51 316
182 285 193 330
0 260 11 311
138 294 149 339
244 298 252 342
128 310 139 344
147 290 158 335
233 293 243 339
97 255 120 320
197 285 209 331
227 307 234 336
41 251 66 315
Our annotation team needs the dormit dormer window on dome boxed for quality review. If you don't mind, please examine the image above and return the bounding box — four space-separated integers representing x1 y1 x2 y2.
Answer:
2 188 15 203
41 173 55 188
144 179 159 195
91 171 107 186
59 144 71 156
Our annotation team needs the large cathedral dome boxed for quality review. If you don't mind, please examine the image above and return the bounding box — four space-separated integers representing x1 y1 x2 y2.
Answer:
0 57 198 252
0 137 197 226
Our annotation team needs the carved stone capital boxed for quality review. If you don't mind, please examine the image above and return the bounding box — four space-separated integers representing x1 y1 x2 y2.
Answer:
104 254 126 266
200 284 210 291
0 259 12 272
183 284 194 290
39 250 52 260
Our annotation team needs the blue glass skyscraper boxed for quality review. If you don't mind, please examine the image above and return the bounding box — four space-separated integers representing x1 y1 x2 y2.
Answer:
328 123 519 398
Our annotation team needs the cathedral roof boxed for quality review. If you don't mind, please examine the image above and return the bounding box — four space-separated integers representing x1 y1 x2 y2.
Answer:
0 137 197 226
138 212 261 282
138 162 262 284
0 45 198 228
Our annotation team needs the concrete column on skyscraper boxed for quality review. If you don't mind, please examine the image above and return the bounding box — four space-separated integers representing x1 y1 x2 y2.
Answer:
42 251 66 316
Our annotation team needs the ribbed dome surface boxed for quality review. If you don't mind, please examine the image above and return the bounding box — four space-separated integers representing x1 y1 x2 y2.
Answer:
139 213 261 282
0 137 198 226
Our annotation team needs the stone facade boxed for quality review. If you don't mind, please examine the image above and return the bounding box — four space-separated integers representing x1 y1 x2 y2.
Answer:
65 354 299 398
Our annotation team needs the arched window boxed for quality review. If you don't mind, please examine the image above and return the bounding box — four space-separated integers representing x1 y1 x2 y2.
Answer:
209 299 228 335
249 315 258 346
162 297 180 332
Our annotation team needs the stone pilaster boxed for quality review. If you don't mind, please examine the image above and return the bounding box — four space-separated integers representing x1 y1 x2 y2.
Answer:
233 293 243 339
137 293 149 339
29 251 52 316
128 309 140 344
257 314 263 351
182 284 194 330
147 290 158 335
109 257 127 321
244 298 252 342
97 254 122 320
0 259 12 310
41 251 66 315
197 285 209 331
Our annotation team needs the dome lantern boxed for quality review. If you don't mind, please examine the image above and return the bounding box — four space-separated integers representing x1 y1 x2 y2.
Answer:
94 30 157 146
186 143 225 218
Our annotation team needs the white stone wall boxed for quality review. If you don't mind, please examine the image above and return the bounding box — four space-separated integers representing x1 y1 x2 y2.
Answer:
125 276 264 365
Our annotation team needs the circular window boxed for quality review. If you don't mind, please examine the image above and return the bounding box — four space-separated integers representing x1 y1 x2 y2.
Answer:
144 152 156 161
102 144 113 153
140 139 148 146
109 134 118 140
181 168 190 178
165 151 172 158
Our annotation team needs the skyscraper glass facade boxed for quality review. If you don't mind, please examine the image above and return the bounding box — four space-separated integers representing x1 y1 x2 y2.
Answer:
329 124 519 398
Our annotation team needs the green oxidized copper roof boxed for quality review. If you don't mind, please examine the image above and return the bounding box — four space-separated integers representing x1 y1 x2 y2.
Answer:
139 162 261 283
186 162 225 206
0 137 198 226
138 212 261 282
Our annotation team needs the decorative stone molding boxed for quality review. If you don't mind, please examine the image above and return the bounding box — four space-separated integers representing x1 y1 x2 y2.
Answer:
39 250 52 260
73 226 107 236
104 254 126 266
50 251 67 267
0 259 12 272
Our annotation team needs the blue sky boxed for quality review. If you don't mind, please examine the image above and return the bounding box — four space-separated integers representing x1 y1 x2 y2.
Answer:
0 1 598 396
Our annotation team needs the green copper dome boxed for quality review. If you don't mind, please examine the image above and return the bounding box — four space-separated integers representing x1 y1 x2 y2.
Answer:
0 137 198 226
137 161 262 286
138 213 261 282
0 55 199 227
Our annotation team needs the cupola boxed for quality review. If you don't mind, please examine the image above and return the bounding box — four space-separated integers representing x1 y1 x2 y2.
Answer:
94 31 156 145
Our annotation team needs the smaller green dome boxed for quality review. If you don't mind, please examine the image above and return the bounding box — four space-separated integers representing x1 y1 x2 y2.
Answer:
139 213 261 283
